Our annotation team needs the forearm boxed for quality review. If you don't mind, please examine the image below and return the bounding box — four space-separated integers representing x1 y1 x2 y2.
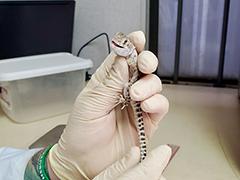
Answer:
24 147 59 180
24 149 43 180
47 155 60 180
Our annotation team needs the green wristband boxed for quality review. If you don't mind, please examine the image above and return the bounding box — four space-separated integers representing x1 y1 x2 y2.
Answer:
37 145 53 180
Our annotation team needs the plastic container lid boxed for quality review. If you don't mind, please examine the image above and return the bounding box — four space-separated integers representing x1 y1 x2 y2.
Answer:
0 53 93 81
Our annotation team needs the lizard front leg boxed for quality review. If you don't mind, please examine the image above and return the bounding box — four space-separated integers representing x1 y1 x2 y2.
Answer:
115 83 131 109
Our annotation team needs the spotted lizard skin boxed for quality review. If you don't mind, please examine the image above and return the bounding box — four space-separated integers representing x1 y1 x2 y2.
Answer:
111 32 147 162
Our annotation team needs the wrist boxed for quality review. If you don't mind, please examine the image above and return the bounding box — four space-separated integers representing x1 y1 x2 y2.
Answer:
24 149 42 180
47 155 60 180
24 145 54 180
48 144 91 180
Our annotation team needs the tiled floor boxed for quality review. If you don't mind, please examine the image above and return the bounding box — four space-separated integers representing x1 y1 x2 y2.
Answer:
0 84 239 179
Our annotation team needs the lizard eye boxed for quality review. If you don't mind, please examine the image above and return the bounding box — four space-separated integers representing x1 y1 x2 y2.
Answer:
123 40 128 44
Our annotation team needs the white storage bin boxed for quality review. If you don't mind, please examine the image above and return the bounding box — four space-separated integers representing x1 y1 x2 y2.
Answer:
0 53 93 123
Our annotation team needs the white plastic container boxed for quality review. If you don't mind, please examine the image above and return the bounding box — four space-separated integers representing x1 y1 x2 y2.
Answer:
0 53 92 123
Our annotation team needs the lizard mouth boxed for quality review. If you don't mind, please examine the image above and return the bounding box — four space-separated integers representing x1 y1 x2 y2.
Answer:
112 41 124 48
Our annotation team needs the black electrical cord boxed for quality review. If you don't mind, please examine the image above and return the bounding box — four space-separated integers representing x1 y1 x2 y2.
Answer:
77 32 111 56
76 32 111 80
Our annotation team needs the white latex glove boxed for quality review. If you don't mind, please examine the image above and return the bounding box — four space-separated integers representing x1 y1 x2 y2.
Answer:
93 145 172 180
48 31 169 179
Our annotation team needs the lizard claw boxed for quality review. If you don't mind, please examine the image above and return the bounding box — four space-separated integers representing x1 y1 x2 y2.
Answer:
120 104 127 110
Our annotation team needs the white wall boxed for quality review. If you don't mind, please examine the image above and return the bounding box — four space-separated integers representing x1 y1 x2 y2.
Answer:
72 0 147 73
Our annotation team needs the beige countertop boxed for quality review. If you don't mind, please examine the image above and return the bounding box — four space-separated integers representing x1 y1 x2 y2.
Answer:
0 108 68 149
0 84 239 179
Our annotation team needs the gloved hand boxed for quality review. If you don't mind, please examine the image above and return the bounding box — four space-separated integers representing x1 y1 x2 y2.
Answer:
48 31 170 179
93 145 172 180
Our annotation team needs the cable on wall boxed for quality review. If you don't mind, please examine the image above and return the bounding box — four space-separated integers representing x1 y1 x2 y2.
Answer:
76 32 111 80
77 32 110 56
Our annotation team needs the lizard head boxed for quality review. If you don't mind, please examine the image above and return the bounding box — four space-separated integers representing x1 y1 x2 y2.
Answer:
111 32 135 57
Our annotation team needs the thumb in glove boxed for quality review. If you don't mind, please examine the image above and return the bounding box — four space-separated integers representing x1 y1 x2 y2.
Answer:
94 145 172 180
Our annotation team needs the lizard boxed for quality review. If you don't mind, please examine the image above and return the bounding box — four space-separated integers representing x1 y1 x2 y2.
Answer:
111 32 147 162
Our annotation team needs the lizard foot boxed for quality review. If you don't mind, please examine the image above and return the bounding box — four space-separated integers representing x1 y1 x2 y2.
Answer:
115 94 129 110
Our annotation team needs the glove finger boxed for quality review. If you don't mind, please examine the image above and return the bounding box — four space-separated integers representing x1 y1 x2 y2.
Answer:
138 51 158 74
86 52 128 89
117 145 172 180
93 146 140 180
141 94 169 114
140 94 169 138
74 55 129 120
127 31 146 53
130 74 162 101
